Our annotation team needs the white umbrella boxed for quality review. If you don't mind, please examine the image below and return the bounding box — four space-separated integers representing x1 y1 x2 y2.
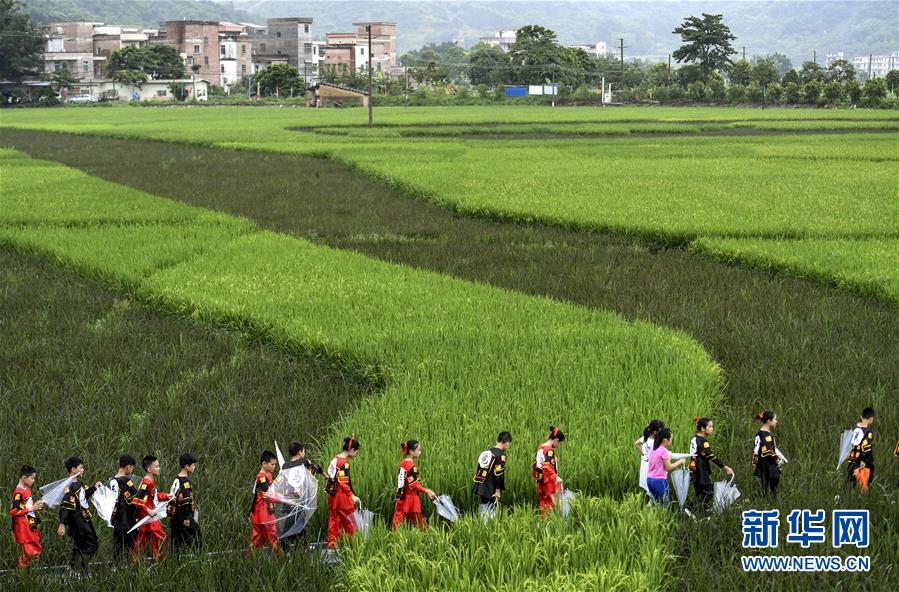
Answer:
559 489 578 518
837 429 853 470
38 475 77 509
671 468 692 509
267 462 319 539
127 498 171 534
91 482 118 527
713 474 741 512
480 499 497 522
433 494 460 522
274 441 286 470
353 508 374 537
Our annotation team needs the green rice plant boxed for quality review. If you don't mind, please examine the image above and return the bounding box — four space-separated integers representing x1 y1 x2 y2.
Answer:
0 150 721 588
339 495 673 592
691 237 899 305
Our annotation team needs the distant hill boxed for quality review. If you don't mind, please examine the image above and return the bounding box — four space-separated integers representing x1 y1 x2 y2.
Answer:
236 0 897 63
23 0 261 27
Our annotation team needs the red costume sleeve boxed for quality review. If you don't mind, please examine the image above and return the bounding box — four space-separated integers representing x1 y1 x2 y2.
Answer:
9 491 27 517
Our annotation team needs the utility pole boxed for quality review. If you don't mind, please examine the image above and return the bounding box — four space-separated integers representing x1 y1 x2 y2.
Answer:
551 65 555 108
868 53 873 79
367 24 373 128
742 46 746 61
813 50 817 65
667 54 671 85
619 38 625 90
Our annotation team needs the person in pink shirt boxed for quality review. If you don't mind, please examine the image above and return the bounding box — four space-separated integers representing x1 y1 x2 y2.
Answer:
646 427 684 507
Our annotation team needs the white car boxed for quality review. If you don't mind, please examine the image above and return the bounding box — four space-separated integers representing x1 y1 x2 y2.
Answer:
67 95 94 104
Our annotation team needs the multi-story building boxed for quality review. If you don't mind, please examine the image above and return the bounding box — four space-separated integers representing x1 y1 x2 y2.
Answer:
479 29 517 52
43 22 99 80
251 17 315 82
43 22 161 80
851 51 899 79
825 52 845 68
217 22 253 90
160 21 222 85
321 22 397 79
570 42 613 58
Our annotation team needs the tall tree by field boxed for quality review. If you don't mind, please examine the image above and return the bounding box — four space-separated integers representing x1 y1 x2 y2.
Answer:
672 13 736 83
750 58 780 86
885 69 899 93
826 59 856 83
0 0 43 80
508 25 565 85
798 61 824 84
467 43 510 86
254 63 303 97
107 44 185 80
729 59 751 85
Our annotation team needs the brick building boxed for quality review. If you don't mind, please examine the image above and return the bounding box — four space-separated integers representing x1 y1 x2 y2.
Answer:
321 21 397 79
161 21 222 86
43 22 160 81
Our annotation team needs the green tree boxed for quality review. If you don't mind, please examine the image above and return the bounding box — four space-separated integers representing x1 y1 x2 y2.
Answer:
751 59 780 86
746 81 763 102
108 44 185 80
508 25 564 85
729 59 751 85
50 67 77 96
402 41 467 82
861 77 887 107
643 62 671 88
467 44 510 86
727 83 746 103
781 69 800 85
882 69 899 93
782 81 801 103
675 63 704 88
758 52 793 76
802 79 822 104
0 0 44 80
254 63 303 97
826 59 856 84
822 81 844 104
798 61 824 84
687 80 705 101
672 13 736 83
766 81 782 102
706 76 727 101
843 79 861 104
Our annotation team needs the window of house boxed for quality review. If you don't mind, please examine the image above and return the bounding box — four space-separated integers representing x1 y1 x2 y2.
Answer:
304 43 312 54
203 36 209 45
187 56 193 65
241 44 246 55
156 90 167 97
194 44 200 53
204 56 209 66
276 31 281 39
83 61 88 73
304 24 309 33
95 47 102 56
221 45 226 55
241 64 247 74
360 48 365 55
260 43 266 52
220 65 225 73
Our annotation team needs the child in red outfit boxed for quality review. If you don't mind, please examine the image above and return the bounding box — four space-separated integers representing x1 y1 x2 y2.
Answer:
249 450 284 553
326 436 361 549
533 426 565 519
133 455 170 563
392 439 436 531
10 465 45 571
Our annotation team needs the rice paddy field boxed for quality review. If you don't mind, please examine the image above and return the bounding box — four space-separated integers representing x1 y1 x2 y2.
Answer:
0 105 896 591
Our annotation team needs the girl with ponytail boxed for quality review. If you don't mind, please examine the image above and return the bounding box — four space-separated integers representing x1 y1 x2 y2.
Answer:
645 427 685 507
634 419 665 494
393 439 436 531
752 410 787 496
533 426 565 519
325 435 361 549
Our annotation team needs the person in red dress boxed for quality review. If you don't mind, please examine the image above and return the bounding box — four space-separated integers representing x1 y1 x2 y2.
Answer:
249 450 284 553
132 455 170 563
533 426 565 519
392 439 436 531
326 436 361 549
10 465 45 571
